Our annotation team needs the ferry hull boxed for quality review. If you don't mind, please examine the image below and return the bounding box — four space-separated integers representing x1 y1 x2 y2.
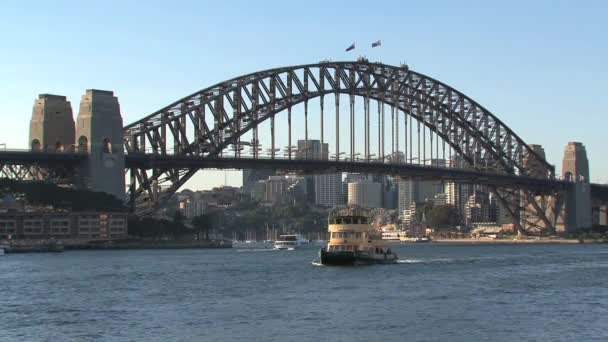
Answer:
319 249 398 266
320 249 356 265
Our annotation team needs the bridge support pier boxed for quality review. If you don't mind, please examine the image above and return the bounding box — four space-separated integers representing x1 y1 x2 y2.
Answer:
562 182 592 232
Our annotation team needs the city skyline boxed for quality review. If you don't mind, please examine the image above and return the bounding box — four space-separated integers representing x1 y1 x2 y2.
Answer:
2 1 607 190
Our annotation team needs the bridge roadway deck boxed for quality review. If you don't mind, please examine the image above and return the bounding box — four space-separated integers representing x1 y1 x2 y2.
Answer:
124 154 567 193
0 150 87 165
592 184 608 202
3 151 606 198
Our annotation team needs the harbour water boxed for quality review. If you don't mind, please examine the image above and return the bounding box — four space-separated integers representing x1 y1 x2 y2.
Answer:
1 243 607 341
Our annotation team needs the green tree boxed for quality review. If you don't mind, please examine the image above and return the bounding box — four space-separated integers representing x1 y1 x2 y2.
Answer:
427 205 460 230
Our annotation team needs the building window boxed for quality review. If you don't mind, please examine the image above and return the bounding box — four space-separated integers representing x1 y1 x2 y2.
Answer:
0 220 17 235
50 219 71 235
23 219 43 234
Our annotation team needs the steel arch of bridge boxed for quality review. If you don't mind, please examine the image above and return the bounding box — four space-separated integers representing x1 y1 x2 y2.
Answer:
124 61 555 214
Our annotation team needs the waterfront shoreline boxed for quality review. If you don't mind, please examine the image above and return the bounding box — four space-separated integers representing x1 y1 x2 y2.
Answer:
65 240 233 250
2 239 232 253
429 238 603 244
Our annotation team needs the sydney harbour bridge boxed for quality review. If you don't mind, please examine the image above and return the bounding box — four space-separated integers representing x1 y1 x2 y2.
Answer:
1 60 606 234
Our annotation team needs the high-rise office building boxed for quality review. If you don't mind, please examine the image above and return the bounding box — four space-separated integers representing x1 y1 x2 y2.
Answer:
383 180 398 210
315 173 343 207
243 169 275 196
296 139 328 160
294 140 342 207
464 191 491 225
445 182 473 222
343 173 371 203
398 178 417 215
265 176 288 203
348 182 382 208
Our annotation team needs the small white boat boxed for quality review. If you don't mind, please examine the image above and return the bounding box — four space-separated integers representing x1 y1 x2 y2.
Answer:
273 234 309 250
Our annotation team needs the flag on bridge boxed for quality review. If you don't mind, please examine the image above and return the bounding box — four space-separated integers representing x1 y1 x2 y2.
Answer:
345 43 355 52
372 40 382 48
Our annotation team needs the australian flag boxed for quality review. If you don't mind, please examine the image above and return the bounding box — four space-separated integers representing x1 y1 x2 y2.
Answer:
372 40 382 48
345 43 355 52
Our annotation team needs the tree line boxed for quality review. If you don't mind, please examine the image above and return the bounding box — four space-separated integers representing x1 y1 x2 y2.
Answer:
0 179 127 212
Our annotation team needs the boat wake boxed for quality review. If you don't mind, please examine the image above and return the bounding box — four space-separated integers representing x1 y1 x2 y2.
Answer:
236 249 275 253
396 258 456 264
311 260 325 267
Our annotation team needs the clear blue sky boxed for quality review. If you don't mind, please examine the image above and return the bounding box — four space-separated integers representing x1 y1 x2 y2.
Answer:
1 0 607 188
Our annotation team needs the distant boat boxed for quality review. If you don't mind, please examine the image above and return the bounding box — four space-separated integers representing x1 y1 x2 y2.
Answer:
3 239 64 253
273 234 309 250
399 236 431 243
381 230 407 242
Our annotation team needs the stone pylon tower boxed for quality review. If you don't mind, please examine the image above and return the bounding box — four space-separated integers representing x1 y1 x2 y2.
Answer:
75 89 125 201
561 142 591 231
29 94 75 151
562 142 590 182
